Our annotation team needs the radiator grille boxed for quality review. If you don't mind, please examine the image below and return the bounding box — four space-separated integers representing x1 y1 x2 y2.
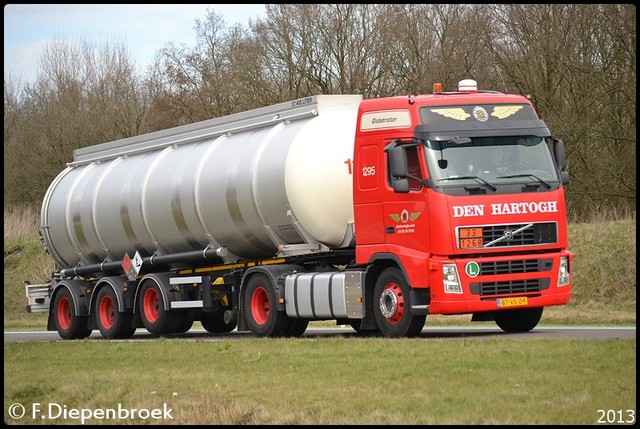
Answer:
470 278 550 296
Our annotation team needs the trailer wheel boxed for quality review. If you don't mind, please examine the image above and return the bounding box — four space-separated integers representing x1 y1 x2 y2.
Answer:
173 311 194 334
139 281 180 335
493 307 543 333
201 311 236 333
53 288 92 340
244 273 291 337
95 287 135 339
373 267 426 338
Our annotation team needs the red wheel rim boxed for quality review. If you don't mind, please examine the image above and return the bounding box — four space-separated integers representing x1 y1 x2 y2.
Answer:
57 296 72 330
250 286 270 325
143 287 160 323
380 282 404 324
99 294 115 329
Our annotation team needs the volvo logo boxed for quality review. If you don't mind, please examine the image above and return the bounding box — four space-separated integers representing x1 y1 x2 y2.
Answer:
503 230 514 240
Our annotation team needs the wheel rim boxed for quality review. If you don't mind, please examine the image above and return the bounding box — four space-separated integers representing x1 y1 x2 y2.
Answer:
379 282 404 324
143 287 160 323
57 296 72 330
250 286 270 325
99 294 115 329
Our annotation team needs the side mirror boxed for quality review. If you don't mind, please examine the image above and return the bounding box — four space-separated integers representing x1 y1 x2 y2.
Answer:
392 178 410 193
553 137 566 171
389 146 408 177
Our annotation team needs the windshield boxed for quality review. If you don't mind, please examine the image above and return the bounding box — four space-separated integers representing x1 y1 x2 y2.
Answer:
424 136 559 186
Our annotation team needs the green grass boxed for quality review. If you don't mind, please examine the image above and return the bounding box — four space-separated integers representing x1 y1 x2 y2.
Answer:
4 337 636 425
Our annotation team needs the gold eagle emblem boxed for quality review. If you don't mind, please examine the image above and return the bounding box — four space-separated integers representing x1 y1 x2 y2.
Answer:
491 105 523 119
430 108 470 121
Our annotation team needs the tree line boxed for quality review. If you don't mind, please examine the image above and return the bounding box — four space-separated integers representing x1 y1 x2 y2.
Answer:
4 4 636 222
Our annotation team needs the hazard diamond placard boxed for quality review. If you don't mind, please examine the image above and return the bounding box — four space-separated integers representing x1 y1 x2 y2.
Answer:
121 253 137 281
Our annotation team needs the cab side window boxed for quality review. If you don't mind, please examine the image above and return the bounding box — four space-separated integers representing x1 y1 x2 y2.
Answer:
388 145 424 191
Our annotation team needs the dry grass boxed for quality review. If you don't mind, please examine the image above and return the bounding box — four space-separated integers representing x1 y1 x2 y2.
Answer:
4 205 40 238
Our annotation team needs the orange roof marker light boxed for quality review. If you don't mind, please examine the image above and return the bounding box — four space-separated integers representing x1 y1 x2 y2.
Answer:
432 82 443 94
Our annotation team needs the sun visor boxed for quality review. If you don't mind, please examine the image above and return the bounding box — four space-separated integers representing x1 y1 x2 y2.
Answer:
416 103 551 140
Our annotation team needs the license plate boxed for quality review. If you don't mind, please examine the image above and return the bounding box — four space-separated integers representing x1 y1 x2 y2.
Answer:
497 297 528 308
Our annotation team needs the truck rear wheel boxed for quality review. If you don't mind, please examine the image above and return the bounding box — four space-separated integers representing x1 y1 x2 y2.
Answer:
493 307 543 333
285 319 309 337
139 281 181 335
53 288 92 340
373 267 426 338
243 273 292 337
95 287 135 339
201 311 236 333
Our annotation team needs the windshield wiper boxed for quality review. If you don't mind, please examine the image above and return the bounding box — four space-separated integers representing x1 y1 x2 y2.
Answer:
438 175 497 191
496 174 551 189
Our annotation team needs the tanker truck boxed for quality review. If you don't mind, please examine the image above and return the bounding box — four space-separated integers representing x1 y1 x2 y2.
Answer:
26 79 573 339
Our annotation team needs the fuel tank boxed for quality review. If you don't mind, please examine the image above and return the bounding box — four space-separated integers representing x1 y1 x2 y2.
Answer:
40 95 363 269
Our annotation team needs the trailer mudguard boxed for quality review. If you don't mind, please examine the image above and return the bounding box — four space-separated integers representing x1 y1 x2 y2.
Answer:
47 279 92 331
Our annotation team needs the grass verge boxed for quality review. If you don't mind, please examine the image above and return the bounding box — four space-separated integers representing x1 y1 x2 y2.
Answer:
4 337 636 425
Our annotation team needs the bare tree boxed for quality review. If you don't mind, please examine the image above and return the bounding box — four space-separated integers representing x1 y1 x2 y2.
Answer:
480 4 635 218
4 4 635 219
3 36 147 207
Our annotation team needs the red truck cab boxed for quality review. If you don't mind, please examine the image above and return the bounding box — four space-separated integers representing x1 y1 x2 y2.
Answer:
352 79 572 331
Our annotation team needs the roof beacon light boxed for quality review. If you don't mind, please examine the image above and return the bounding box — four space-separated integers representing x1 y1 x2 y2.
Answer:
433 82 443 94
458 79 477 92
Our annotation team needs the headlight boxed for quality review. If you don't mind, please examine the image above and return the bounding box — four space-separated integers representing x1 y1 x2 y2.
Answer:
442 264 463 294
557 256 570 286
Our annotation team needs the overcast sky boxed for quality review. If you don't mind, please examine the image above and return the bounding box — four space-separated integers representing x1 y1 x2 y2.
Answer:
4 4 266 85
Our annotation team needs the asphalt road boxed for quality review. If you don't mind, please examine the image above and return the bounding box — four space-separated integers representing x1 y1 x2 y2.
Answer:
4 326 636 342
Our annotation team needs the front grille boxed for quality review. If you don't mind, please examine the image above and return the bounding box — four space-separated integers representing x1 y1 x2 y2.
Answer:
480 259 553 275
482 222 557 247
470 278 550 296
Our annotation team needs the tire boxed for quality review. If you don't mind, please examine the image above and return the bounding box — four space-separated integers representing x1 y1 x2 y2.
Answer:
243 273 291 337
138 281 181 335
95 287 135 339
173 311 194 334
201 311 237 333
348 320 380 335
285 319 309 337
53 287 92 340
373 267 426 338
493 307 543 333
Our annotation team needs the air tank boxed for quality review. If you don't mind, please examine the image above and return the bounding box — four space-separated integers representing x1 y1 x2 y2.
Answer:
40 95 363 270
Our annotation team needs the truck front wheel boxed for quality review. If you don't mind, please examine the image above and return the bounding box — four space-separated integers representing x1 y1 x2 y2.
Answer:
53 288 92 340
95 287 135 339
373 268 426 338
493 307 543 333
243 273 292 337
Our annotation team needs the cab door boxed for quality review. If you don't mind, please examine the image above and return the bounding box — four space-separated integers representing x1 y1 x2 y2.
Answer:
383 144 429 254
